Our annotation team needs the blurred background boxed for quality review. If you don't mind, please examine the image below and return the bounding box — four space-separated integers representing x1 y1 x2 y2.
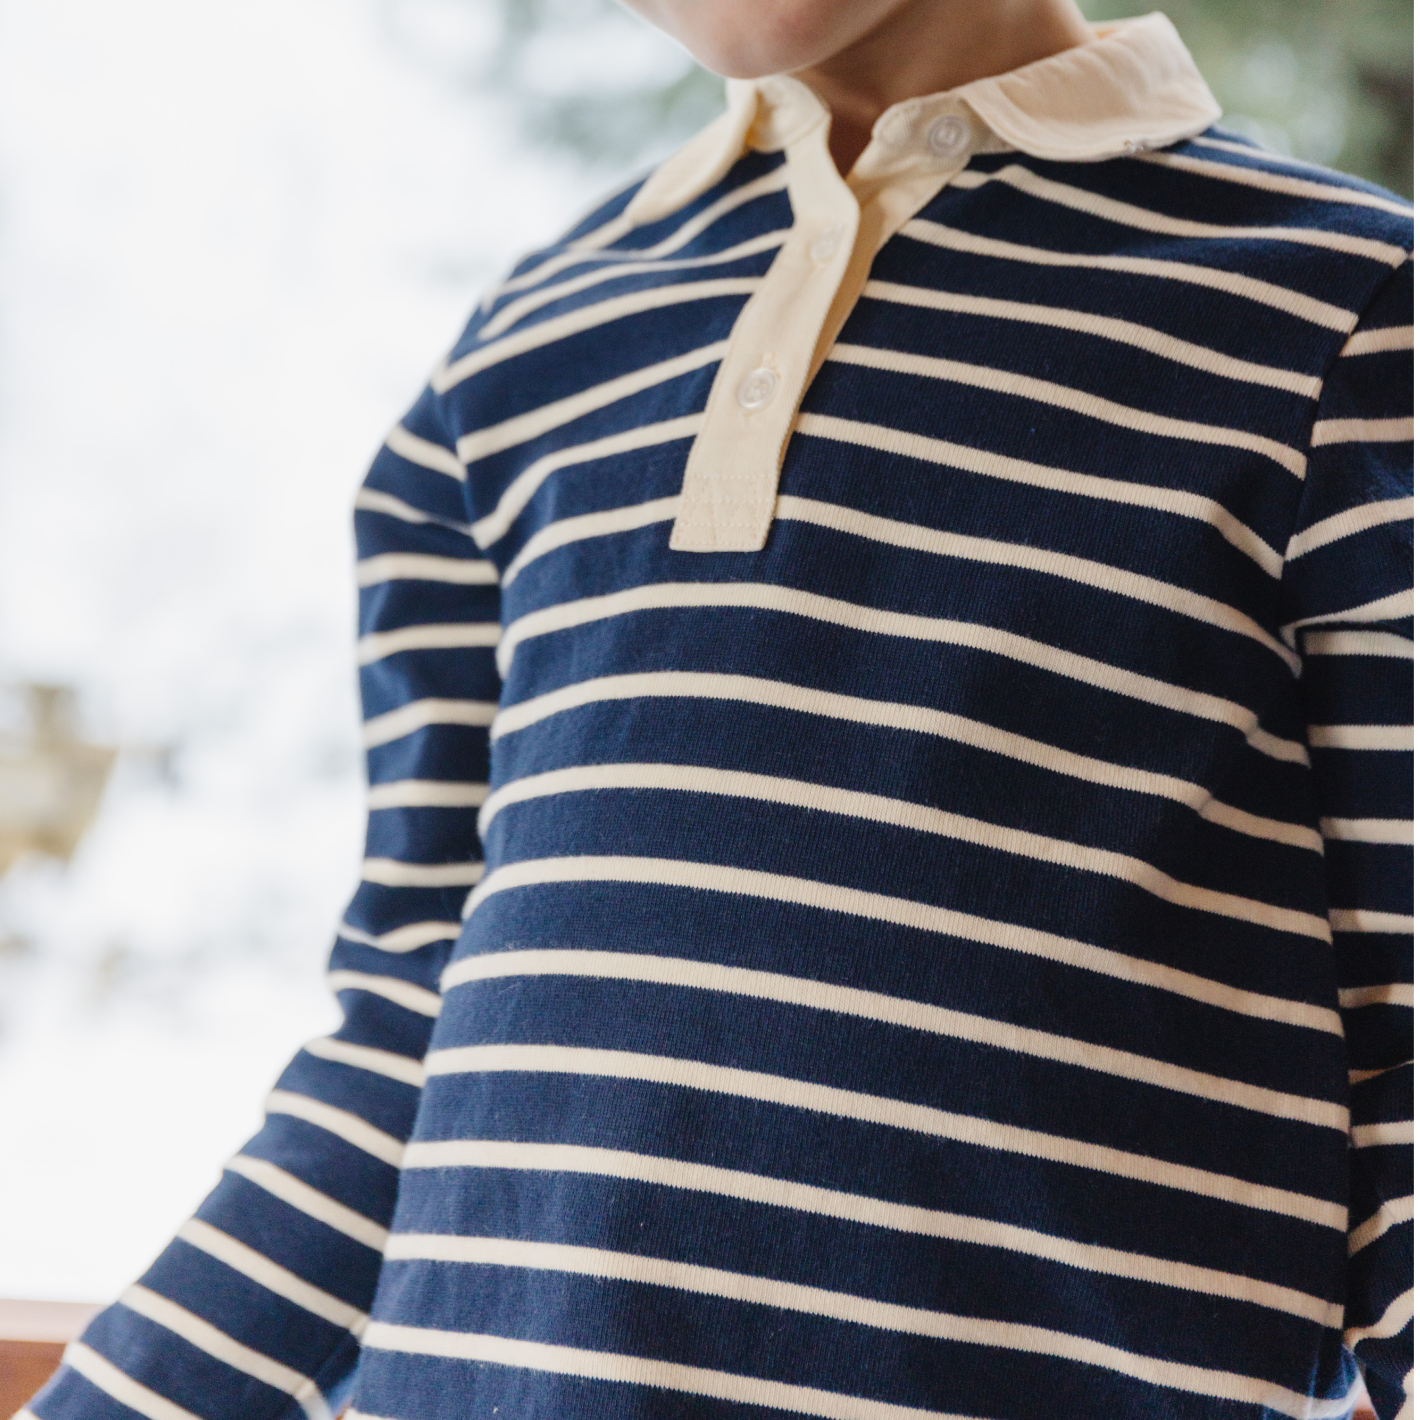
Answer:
0 0 1411 1304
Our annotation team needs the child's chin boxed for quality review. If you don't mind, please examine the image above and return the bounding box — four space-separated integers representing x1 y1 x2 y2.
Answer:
634 0 859 81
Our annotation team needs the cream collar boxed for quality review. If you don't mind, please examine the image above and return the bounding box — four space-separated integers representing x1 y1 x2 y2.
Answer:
627 12 1220 226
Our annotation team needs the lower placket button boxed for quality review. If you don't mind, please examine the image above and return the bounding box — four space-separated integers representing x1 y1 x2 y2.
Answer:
737 367 780 411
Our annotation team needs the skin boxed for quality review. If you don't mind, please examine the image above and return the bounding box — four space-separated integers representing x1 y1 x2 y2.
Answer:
618 0 1096 172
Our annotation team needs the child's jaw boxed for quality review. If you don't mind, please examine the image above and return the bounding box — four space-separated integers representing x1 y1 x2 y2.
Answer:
616 0 1095 175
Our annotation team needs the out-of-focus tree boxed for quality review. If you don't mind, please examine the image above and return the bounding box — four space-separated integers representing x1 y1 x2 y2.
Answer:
380 0 721 173
0 686 115 878
482 0 722 165
384 0 1412 196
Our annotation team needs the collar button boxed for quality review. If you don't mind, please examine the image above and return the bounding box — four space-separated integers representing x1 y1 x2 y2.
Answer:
926 115 972 160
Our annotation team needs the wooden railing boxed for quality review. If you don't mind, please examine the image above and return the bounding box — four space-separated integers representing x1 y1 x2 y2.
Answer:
0 1301 101 1416
0 1298 1378 1418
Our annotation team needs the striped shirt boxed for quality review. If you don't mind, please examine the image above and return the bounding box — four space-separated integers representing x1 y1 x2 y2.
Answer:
29 15 1414 1420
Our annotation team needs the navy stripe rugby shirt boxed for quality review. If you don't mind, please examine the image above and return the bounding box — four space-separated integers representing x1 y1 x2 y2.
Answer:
29 14 1414 1420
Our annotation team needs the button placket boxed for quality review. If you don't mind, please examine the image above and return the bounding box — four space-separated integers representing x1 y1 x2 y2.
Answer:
669 84 980 555
669 99 860 554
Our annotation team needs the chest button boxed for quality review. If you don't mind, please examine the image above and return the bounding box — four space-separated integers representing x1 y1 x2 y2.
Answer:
737 367 780 411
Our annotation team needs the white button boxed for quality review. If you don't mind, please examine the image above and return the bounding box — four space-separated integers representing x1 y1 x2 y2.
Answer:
926 115 971 159
737 367 779 411
810 224 845 264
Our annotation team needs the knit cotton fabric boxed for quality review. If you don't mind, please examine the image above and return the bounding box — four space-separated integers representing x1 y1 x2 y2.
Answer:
28 40 1414 1420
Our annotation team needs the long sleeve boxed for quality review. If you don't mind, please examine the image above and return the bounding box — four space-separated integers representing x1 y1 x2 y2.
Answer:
23 381 497 1420
1284 260 1415 1420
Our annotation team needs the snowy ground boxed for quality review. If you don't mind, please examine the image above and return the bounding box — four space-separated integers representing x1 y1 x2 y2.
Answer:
0 0 678 1301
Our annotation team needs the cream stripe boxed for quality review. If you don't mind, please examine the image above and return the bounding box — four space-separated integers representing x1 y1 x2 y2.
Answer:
442 948 1342 1127
504 489 1299 665
830 344 1307 478
591 168 787 259
489 668 1319 852
403 1138 1340 1324
487 168 791 307
504 497 680 584
302 1035 425 1087
455 342 725 467
1312 417 1414 447
357 623 500 666
1342 326 1414 356
326 970 442 1018
1338 984 1415 1009
495 582 1307 764
461 856 1341 1034
424 1043 1345 1228
1345 1290 1415 1348
901 219 1356 332
954 163 1407 265
1350 1197 1416 1256
1352 1122 1414 1148
177 1218 368 1333
383 1234 1339 1414
361 857 485 889
223 1154 389 1251
1303 630 1413 658
361 1322 979 1420
482 220 632 307
1329 909 1414 934
468 228 788 349
441 279 759 388
356 553 497 588
1287 497 1414 561
1350 1066 1404 1085
353 487 473 534
367 780 488 810
384 424 464 480
119 1285 331 1420
1191 136 1351 172
362 698 497 749
1287 587 1416 632
1295 590 1414 641
336 920 461 952
775 494 1298 666
556 196 639 247
472 415 702 548
862 280 1321 396
63 1343 204 1420
797 412 1283 577
479 766 1327 940
1322 818 1413 844
265 1090 405 1166
1308 725 1413 751
1135 150 1416 219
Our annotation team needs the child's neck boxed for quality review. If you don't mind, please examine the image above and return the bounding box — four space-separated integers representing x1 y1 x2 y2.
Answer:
794 0 1095 174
